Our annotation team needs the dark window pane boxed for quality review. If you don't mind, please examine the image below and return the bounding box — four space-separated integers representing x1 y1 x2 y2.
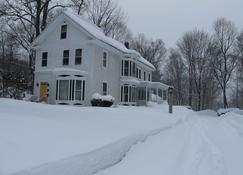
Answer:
103 82 107 95
121 60 124 76
82 80 85 101
103 52 107 67
124 86 128 102
124 61 129 76
60 25 67 39
63 50 69 65
41 52 48 67
56 80 58 100
75 49 82 65
121 86 123 101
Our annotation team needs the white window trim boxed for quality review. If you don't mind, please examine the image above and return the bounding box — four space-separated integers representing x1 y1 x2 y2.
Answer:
56 76 86 104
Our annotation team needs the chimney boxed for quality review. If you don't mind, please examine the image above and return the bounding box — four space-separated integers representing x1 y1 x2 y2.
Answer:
124 42 130 49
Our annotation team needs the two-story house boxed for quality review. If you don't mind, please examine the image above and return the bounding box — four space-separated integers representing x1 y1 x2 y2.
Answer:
32 9 169 106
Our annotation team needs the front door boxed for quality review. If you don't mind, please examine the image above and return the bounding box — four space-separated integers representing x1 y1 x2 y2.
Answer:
39 82 48 102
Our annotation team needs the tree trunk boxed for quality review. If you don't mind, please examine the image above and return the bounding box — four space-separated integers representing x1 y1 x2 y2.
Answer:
223 85 228 108
188 68 193 107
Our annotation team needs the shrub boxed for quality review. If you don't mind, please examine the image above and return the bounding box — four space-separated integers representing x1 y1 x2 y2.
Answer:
91 93 115 107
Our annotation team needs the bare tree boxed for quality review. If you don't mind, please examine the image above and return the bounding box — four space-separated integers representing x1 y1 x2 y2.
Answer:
177 31 196 108
86 0 127 38
234 30 243 108
211 18 238 108
163 48 187 105
131 33 167 82
70 0 87 15
0 0 69 91
177 30 218 110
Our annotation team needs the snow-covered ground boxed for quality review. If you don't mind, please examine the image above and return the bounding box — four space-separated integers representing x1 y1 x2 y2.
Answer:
0 99 243 175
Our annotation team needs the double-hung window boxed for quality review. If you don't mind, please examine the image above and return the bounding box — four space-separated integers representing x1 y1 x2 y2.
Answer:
41 52 48 67
103 82 107 95
103 52 107 67
63 50 69 65
60 25 67 39
75 49 82 65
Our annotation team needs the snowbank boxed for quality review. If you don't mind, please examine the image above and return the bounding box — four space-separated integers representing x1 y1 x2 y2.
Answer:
0 99 188 174
12 120 182 175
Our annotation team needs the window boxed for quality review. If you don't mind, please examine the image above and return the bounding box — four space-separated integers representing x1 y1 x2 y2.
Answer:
41 52 48 67
124 86 129 102
122 60 136 77
56 79 85 102
144 72 146 81
103 52 107 67
60 25 67 39
75 80 82 100
63 50 69 65
59 80 69 100
124 60 129 76
75 49 82 65
120 85 136 103
139 69 141 79
148 73 151 81
132 62 136 77
103 82 107 95
163 90 167 100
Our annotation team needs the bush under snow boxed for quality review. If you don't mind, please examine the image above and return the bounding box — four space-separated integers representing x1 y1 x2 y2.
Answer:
91 93 115 107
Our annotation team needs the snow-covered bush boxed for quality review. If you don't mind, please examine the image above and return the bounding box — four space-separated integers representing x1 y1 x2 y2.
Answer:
91 93 115 107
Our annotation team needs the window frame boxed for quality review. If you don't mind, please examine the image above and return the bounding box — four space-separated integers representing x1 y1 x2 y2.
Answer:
102 82 108 95
75 49 82 65
103 51 108 68
56 78 86 103
60 24 67 39
63 50 69 65
41 52 48 67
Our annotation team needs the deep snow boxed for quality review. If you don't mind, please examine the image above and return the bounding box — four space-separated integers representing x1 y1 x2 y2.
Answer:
0 99 243 175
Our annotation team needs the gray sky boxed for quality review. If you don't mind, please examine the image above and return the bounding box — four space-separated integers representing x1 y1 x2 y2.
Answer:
117 0 243 48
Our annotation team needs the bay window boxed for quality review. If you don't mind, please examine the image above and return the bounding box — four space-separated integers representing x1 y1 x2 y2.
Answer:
56 78 85 103
121 60 136 77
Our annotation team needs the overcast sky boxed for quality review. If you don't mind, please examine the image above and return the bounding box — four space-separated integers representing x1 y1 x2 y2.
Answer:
116 0 243 48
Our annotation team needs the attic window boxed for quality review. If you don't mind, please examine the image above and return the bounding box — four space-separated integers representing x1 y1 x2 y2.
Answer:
60 25 67 39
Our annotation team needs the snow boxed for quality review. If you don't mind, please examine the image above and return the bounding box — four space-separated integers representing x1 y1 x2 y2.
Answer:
0 99 243 175
63 10 155 70
35 67 88 76
91 93 115 102
0 98 185 175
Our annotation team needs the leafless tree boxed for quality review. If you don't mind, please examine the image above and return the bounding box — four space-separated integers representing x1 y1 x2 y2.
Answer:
86 0 127 39
163 49 187 105
177 30 219 110
211 18 238 108
0 0 70 91
131 33 167 82
70 0 88 15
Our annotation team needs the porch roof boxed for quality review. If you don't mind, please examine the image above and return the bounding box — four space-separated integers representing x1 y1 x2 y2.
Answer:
138 81 171 90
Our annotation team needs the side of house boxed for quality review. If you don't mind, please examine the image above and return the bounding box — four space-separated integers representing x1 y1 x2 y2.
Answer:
32 10 169 106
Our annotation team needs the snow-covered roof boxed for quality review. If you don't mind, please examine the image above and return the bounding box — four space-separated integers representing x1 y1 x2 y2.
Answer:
62 10 155 70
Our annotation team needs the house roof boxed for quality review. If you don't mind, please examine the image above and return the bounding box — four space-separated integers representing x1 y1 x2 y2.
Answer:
63 10 155 70
32 9 155 70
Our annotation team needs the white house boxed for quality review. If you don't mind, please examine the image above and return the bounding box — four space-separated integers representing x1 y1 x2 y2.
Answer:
32 9 169 106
